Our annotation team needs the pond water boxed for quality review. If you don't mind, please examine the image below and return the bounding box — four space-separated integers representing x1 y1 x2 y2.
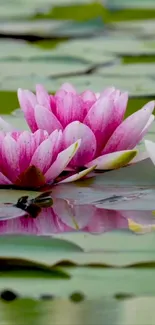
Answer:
1 0 155 323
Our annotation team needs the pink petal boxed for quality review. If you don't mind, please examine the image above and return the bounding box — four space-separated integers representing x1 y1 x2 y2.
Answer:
80 91 96 117
49 129 63 163
58 165 96 183
33 129 49 147
17 88 38 132
18 130 49 174
102 101 155 154
45 140 81 183
30 129 62 174
18 131 36 173
34 105 62 134
84 208 128 234
106 89 122 101
63 121 96 167
81 90 96 102
145 140 155 165
0 172 12 185
36 84 51 110
53 198 95 230
120 210 155 226
9 131 21 140
129 114 154 149
2 135 20 182
55 92 84 127
30 138 54 174
59 82 77 94
0 132 5 162
86 149 137 170
100 86 116 97
141 114 155 137
49 95 56 113
95 92 100 99
114 91 128 120
84 97 120 154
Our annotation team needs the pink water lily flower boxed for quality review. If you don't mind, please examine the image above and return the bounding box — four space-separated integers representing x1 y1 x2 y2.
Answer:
17 83 154 173
0 129 85 188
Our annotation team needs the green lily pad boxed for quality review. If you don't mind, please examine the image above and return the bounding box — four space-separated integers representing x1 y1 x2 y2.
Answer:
0 38 117 65
57 37 155 57
0 18 105 39
53 74 155 96
111 19 155 38
0 3 36 20
0 234 82 263
105 8 155 22
109 0 155 9
1 266 155 298
1 113 29 130
52 44 117 65
38 2 106 22
0 60 93 92
97 63 155 78
0 60 91 79
0 20 67 37
0 39 61 61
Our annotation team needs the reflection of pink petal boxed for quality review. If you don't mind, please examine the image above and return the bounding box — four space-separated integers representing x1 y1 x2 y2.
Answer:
0 216 38 235
53 198 95 230
31 208 69 234
0 208 59 235
84 208 128 234
0 204 27 220
119 210 155 226
0 201 142 236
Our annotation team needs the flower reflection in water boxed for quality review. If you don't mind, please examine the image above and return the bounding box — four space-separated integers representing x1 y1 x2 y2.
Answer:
0 197 155 235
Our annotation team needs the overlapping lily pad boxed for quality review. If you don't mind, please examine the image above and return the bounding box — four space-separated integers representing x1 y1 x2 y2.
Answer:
56 37 155 57
0 0 95 21
97 63 155 78
111 19 155 38
52 74 155 96
0 18 106 39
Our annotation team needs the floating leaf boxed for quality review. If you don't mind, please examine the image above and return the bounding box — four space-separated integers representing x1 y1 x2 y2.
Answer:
57 37 155 58
97 63 155 78
53 74 155 96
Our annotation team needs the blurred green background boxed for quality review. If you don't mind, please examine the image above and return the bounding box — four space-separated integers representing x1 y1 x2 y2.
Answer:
1 0 155 116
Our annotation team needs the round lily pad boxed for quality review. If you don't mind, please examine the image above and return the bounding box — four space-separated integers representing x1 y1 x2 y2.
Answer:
52 74 155 96
56 37 155 57
97 63 155 78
